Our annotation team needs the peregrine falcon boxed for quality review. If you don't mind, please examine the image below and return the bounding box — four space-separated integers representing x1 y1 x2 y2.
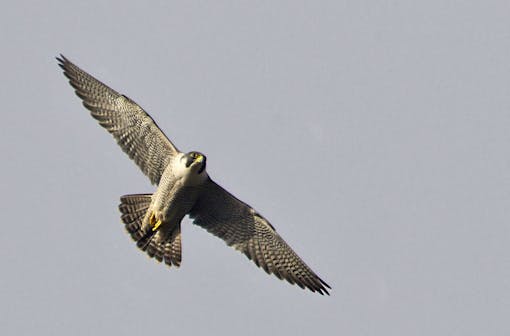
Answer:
57 55 331 295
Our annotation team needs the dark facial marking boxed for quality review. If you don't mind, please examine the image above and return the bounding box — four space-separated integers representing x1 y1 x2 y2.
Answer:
185 153 194 168
198 156 206 174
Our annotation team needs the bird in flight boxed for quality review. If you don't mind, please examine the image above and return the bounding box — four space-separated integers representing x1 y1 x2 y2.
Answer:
57 55 331 295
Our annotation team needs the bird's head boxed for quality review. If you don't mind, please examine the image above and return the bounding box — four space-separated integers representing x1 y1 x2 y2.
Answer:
184 151 207 174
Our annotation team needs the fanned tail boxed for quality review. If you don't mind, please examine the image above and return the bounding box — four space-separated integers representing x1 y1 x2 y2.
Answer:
119 194 152 241
147 224 182 267
119 194 182 267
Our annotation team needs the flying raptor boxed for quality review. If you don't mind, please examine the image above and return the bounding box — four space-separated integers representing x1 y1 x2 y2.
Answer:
58 55 330 295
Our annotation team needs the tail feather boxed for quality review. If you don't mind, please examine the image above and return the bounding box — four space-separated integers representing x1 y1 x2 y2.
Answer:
119 194 182 267
119 194 152 241
164 226 182 267
146 224 182 267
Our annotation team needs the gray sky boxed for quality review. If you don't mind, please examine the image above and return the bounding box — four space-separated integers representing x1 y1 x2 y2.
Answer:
1 1 509 335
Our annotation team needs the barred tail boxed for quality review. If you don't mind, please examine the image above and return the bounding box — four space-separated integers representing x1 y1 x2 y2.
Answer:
119 194 152 242
119 194 182 267
146 224 182 267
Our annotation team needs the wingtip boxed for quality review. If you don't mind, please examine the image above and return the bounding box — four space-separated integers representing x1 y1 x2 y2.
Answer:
56 54 71 68
322 281 332 296
56 56 66 71
317 285 331 296
322 287 331 296
315 276 332 296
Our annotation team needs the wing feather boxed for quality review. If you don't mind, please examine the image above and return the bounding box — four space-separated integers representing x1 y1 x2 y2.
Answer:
57 55 179 184
190 179 331 295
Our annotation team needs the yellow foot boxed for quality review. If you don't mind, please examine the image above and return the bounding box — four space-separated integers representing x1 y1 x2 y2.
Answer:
149 212 163 232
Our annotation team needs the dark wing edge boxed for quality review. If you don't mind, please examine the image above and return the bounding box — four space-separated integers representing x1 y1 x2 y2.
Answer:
57 54 180 185
189 178 331 295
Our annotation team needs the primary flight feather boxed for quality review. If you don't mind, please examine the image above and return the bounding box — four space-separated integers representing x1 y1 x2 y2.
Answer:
58 55 331 295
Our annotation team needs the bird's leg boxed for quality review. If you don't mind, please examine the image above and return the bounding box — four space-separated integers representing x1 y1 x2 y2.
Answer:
149 212 162 232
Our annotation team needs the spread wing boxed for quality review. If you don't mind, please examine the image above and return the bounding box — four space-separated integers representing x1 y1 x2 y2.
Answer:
57 55 179 185
189 179 331 295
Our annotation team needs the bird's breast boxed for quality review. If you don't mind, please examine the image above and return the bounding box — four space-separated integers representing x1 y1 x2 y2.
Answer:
151 158 206 222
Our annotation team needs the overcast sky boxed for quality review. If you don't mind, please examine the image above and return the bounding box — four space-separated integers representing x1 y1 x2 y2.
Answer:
1 1 509 335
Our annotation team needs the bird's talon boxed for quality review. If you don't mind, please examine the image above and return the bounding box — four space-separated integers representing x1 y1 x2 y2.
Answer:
149 212 162 231
152 219 162 231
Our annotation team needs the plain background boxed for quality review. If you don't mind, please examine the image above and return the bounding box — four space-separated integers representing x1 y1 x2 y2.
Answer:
1 1 509 335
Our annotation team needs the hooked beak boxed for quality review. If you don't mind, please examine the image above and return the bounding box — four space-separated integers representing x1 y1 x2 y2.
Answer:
185 153 203 167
